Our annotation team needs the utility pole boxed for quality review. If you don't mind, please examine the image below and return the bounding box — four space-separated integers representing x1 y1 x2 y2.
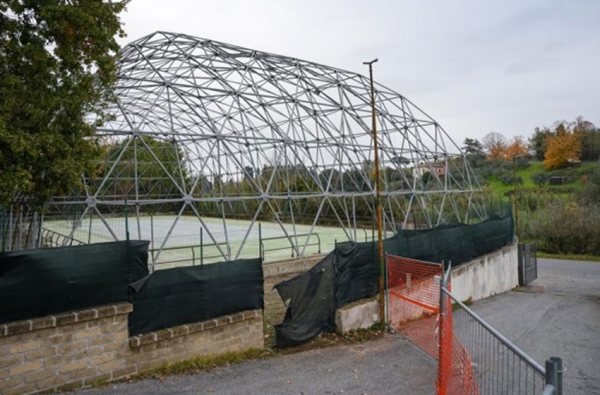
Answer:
363 58 385 325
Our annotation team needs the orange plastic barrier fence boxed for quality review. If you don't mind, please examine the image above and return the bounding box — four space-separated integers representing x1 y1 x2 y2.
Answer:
386 254 479 395
386 255 442 358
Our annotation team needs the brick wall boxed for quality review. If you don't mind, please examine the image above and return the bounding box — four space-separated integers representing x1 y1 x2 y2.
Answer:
0 305 263 395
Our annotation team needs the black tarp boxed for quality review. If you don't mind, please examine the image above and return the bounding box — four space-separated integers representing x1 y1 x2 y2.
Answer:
334 241 378 308
274 252 336 348
129 258 264 336
0 241 149 324
387 214 514 267
274 213 514 347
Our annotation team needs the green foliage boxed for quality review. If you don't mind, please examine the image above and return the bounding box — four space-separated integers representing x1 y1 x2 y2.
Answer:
530 172 548 186
529 128 553 161
462 138 485 157
580 129 600 161
96 136 190 205
0 1 129 207
527 202 600 255
577 167 600 204
498 173 522 186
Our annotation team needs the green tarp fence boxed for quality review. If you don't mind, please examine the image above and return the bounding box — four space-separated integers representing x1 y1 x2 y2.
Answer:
275 213 514 347
0 241 149 324
129 258 264 336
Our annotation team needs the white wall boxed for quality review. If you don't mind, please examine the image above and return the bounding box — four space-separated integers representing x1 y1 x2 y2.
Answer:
450 242 518 303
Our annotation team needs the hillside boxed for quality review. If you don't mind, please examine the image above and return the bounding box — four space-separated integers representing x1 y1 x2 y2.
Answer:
479 161 599 195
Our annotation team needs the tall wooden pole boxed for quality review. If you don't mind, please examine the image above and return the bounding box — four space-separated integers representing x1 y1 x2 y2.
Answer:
363 58 385 324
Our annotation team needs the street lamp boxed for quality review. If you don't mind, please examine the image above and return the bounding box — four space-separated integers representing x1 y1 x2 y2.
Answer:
363 58 385 324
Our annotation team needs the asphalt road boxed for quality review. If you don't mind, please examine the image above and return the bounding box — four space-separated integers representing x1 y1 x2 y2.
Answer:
75 335 437 395
72 258 599 395
464 258 600 395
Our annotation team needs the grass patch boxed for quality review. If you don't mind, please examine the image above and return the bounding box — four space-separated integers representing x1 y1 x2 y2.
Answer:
536 252 600 262
133 348 274 381
484 161 596 196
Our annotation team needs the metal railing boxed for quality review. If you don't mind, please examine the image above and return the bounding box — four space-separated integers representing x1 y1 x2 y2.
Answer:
260 232 321 260
441 286 563 395
41 228 86 248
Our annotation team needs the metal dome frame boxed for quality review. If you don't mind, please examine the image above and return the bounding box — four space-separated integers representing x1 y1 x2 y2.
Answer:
49 31 485 264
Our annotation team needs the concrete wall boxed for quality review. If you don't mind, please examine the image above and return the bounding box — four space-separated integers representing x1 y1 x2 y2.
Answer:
0 305 263 395
451 242 518 303
336 243 518 333
263 254 326 278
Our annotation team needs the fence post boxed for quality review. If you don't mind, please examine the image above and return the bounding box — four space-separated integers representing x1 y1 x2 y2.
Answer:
545 358 559 393
258 222 262 261
200 226 203 266
551 357 563 395
124 199 130 241
150 214 155 264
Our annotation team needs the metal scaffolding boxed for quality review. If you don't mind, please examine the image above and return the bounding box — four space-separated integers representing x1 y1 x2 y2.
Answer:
48 31 486 262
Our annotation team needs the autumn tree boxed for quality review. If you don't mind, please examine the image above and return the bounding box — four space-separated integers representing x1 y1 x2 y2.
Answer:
543 124 582 170
482 132 508 160
505 136 529 160
0 1 129 207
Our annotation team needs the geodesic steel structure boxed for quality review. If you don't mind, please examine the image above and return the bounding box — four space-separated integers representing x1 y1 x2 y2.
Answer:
49 31 485 262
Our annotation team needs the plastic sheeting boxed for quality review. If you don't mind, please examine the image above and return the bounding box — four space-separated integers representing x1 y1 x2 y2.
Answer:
0 241 149 324
129 258 264 336
274 214 514 347
274 253 336 348
387 214 514 269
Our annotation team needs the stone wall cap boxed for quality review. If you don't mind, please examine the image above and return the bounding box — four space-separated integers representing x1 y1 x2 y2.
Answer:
128 309 263 349
0 302 133 338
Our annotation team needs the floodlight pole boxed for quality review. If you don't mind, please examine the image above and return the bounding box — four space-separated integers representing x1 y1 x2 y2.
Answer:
364 58 385 325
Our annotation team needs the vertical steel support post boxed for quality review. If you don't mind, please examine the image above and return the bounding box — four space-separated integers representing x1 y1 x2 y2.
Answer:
88 210 93 245
124 199 130 241
200 226 204 265
150 214 155 264
551 357 563 395
545 358 559 394
258 222 262 261
364 58 385 324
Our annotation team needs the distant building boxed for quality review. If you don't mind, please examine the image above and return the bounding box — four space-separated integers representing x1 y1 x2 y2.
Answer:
412 162 446 180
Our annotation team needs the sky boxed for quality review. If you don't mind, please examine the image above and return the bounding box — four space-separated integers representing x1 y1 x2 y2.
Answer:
118 0 600 147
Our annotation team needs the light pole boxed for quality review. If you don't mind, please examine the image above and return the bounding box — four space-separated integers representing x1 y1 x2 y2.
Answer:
363 58 385 324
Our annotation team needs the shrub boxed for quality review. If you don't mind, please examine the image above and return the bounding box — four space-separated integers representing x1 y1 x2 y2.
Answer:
530 172 548 186
498 172 523 186
528 201 600 255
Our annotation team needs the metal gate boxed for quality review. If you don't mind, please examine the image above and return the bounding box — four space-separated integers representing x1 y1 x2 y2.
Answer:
518 243 537 286
518 243 538 286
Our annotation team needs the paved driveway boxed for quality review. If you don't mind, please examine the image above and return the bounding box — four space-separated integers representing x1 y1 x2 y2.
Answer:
465 258 600 395
75 335 437 395
72 258 599 395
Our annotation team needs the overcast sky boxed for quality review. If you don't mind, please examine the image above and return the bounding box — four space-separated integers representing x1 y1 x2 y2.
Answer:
119 0 600 147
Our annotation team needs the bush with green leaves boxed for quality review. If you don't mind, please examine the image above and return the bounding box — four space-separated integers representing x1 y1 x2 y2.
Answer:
527 201 600 255
498 172 523 186
530 172 549 186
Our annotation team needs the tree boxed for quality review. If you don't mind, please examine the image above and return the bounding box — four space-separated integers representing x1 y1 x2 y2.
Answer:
505 136 529 160
0 1 129 207
482 132 508 160
543 124 582 170
462 138 485 157
529 127 553 161
97 136 190 202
